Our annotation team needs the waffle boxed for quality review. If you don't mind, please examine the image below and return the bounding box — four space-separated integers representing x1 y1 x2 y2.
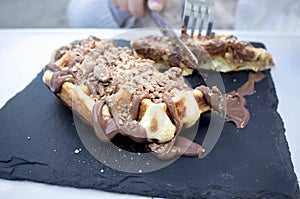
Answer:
42 36 214 159
131 33 275 75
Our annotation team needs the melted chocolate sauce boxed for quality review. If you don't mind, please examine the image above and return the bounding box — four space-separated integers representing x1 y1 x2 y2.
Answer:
93 97 147 144
90 71 265 159
93 100 119 142
130 93 149 121
225 72 265 127
45 63 75 94
198 72 265 128
45 36 265 160
149 136 204 160
225 92 249 128
163 94 183 133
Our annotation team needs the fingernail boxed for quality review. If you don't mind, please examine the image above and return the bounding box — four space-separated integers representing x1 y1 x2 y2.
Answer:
148 0 163 12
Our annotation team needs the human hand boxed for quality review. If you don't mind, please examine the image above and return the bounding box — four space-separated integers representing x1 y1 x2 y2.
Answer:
110 0 167 17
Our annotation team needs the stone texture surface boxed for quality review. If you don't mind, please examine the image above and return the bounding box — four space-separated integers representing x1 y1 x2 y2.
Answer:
0 66 299 198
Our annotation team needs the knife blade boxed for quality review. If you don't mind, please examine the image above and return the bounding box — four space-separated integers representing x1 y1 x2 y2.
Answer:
150 11 198 65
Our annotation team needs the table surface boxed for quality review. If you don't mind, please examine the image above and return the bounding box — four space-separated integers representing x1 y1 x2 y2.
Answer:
0 29 299 198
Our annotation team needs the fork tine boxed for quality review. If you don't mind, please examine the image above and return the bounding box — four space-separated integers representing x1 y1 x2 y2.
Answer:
183 15 190 29
182 0 190 34
190 3 198 37
199 3 210 36
182 0 214 37
206 4 214 36
197 5 205 37
206 21 213 36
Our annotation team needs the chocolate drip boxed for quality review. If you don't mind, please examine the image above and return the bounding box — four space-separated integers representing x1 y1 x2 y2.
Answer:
92 95 147 144
93 96 203 159
237 72 265 95
50 71 75 93
197 72 265 128
149 136 204 160
175 136 204 157
163 94 183 133
54 48 64 62
130 93 149 121
45 63 75 94
93 100 120 142
224 92 249 128
45 63 60 71
196 86 225 114
108 88 147 143
225 72 265 127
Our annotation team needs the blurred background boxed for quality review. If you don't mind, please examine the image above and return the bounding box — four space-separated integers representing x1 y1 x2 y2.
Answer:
0 0 69 28
1 0 299 31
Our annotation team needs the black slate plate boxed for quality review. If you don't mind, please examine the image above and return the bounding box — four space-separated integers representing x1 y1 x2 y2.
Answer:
0 43 299 199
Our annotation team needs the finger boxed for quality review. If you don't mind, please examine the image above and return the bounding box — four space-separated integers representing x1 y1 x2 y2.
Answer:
128 0 145 17
116 0 129 12
148 0 167 12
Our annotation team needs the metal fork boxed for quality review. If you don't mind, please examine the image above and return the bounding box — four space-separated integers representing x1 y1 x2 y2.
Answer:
182 0 215 37
147 3 212 69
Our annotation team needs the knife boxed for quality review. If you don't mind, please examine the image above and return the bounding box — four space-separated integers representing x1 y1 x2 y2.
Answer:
149 11 199 66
